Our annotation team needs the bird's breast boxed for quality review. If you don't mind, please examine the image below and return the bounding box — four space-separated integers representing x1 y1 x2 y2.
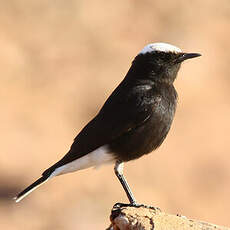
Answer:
110 85 177 162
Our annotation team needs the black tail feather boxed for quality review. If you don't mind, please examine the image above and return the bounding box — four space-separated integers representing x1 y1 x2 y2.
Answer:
14 176 49 202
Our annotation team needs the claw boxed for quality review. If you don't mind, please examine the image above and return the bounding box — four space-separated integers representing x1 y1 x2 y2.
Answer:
113 202 161 211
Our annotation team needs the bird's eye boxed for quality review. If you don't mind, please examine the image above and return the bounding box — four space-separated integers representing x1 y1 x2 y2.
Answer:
155 52 171 63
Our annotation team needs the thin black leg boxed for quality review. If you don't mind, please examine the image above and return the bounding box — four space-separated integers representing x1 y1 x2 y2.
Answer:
114 161 137 205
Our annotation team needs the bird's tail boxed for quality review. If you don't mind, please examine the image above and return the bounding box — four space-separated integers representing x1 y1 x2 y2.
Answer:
14 176 49 203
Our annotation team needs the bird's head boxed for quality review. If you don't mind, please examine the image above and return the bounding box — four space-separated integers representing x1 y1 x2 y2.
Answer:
130 43 201 84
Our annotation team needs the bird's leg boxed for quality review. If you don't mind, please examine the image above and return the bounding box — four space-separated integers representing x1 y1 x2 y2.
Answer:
114 161 137 205
113 161 161 211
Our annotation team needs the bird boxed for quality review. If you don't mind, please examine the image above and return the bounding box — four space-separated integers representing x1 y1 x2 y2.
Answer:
15 42 201 204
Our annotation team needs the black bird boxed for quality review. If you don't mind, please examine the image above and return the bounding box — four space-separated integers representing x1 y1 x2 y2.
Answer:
15 43 201 204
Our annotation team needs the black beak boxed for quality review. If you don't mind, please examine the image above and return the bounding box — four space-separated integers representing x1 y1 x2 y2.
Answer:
177 53 201 63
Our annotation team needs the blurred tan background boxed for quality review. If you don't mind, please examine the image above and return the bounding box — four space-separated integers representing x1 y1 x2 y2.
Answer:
1 0 230 229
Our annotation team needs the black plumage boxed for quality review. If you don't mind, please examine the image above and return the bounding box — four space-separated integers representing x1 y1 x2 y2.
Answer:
15 43 201 203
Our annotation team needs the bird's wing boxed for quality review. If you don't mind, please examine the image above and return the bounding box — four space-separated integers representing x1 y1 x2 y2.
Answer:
42 83 154 176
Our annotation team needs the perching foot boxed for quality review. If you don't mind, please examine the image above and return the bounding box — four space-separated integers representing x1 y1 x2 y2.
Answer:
113 202 161 211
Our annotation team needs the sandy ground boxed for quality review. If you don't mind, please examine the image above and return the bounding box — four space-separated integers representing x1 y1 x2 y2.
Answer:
1 1 230 229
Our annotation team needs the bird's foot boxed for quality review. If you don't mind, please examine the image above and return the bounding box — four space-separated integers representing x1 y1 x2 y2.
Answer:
113 202 161 211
